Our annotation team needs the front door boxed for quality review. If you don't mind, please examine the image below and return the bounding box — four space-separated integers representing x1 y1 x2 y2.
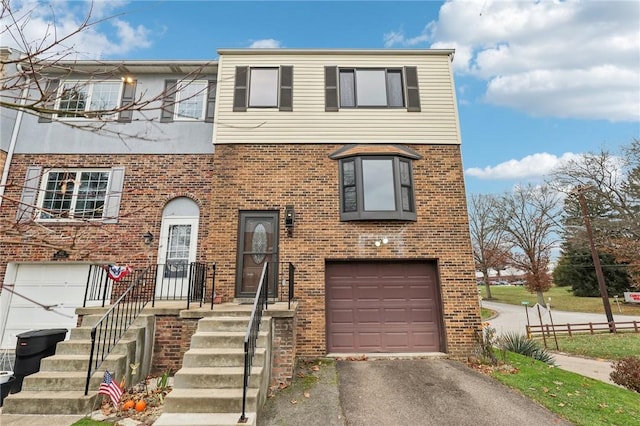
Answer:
236 211 278 298
156 217 198 299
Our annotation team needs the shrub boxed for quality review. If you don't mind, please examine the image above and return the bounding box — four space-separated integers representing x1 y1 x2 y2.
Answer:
498 332 555 365
472 323 498 366
610 356 640 393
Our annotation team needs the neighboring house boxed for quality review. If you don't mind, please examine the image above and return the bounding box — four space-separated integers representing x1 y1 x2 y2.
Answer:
0 56 217 349
0 47 480 361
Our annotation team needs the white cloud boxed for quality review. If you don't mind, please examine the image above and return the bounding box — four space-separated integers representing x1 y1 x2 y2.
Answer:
249 39 282 49
385 0 640 122
0 0 154 59
466 152 582 180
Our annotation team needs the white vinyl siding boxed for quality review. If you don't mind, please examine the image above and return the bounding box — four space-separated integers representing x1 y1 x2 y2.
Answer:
214 51 460 145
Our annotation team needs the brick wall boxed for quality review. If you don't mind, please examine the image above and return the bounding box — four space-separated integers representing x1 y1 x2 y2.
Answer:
203 143 480 360
0 153 214 290
270 315 297 386
152 315 198 374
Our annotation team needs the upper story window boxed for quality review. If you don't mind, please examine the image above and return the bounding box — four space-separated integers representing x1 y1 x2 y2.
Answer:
15 166 126 224
330 145 421 221
161 79 216 123
57 81 122 119
38 78 137 123
325 66 420 112
233 66 293 112
175 80 208 120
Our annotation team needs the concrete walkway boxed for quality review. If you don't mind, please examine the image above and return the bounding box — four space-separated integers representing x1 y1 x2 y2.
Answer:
483 300 640 386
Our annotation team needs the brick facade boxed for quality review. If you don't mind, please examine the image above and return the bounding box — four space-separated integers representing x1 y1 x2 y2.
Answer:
204 143 480 359
0 153 214 284
152 315 198 375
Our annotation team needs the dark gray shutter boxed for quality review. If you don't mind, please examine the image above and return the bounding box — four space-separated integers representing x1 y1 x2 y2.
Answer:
233 66 248 112
279 66 293 111
205 80 217 122
325 66 338 112
16 166 43 222
103 166 125 224
405 66 421 112
160 80 177 123
38 79 60 123
118 79 137 122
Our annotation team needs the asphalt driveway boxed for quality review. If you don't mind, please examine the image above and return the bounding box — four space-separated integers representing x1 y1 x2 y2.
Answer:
336 359 571 426
260 358 572 426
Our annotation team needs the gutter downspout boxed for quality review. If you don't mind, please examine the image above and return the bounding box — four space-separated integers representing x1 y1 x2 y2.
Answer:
0 58 30 210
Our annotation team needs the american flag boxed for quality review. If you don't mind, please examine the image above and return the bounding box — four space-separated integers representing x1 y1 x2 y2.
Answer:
98 371 123 406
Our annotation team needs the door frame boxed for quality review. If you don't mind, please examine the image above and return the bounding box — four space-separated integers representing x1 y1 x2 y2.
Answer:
156 216 199 298
235 210 279 299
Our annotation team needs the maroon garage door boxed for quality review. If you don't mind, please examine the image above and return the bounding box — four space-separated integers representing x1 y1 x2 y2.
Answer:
325 261 443 353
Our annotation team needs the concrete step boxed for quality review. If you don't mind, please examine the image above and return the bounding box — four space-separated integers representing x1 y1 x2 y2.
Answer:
182 348 265 368
55 337 136 356
1 390 99 415
20 370 104 392
69 324 144 341
196 317 251 332
173 366 262 389
163 388 259 413
40 353 127 375
80 313 153 328
154 412 256 426
190 331 267 349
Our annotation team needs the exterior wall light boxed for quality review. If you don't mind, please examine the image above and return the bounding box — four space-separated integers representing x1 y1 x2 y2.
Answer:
374 238 389 247
52 249 69 260
143 232 154 245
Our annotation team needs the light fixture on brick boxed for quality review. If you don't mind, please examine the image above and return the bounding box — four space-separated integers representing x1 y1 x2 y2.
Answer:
374 237 389 247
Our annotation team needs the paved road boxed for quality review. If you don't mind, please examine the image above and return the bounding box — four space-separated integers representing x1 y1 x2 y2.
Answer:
482 300 640 336
337 359 571 426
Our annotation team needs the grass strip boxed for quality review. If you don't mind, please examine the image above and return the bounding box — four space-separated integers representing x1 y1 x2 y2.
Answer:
492 352 640 426
537 333 640 360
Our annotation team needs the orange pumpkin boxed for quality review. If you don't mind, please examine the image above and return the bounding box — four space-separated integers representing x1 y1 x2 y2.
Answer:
122 400 135 411
135 400 147 412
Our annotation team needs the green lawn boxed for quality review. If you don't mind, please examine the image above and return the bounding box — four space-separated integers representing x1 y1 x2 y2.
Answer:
492 352 640 426
537 333 640 360
481 307 494 320
480 285 640 315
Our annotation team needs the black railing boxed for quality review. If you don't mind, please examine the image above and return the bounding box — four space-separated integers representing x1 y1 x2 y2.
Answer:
277 262 296 309
84 266 154 395
210 262 217 310
150 261 209 307
239 262 269 423
84 265 116 307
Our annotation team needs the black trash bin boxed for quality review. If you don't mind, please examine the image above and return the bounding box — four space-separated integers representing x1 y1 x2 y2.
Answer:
1 376 16 406
11 328 68 393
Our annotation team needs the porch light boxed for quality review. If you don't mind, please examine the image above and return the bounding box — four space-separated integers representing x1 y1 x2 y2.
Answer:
52 249 69 260
142 232 154 245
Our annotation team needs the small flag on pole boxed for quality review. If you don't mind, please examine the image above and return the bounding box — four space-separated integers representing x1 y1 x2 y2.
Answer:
98 371 123 406
103 265 132 282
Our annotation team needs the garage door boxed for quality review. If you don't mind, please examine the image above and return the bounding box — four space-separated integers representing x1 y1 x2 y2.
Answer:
326 261 443 353
0 263 91 350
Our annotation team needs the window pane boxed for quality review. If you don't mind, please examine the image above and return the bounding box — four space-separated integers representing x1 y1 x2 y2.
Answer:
401 187 412 211
362 159 395 211
58 83 87 116
75 172 109 218
89 82 121 111
41 172 75 218
342 160 355 186
387 71 404 107
339 70 355 107
400 161 411 186
176 81 207 119
356 70 387 106
343 187 357 212
249 68 279 107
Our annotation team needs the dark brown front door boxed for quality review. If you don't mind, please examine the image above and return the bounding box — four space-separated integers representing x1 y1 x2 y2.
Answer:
325 261 444 353
236 211 278 298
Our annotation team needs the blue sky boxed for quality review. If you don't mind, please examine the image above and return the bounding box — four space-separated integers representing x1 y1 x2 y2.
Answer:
2 0 639 195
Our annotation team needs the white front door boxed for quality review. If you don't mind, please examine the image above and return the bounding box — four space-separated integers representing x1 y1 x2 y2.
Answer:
155 217 198 299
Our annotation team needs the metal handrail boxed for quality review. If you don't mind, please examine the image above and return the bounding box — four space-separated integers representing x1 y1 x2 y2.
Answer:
150 261 209 307
239 262 269 423
84 266 153 395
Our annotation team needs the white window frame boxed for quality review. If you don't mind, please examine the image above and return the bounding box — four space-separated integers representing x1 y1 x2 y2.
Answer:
36 169 112 221
173 80 208 121
55 80 123 120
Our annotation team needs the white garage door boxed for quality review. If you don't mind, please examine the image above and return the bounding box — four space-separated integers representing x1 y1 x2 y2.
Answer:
0 263 91 350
